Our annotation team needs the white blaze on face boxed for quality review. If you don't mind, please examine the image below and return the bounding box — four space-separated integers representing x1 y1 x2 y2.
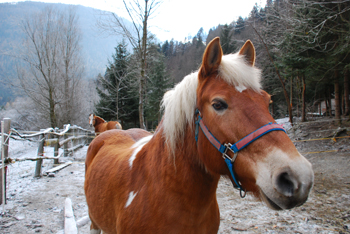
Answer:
89 114 93 125
235 84 247 93
129 135 153 169
125 191 138 208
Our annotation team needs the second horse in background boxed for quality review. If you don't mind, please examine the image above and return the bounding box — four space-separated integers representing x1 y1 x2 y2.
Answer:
89 114 122 135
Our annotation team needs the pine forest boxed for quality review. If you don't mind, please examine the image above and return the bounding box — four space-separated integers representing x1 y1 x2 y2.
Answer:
1 0 350 130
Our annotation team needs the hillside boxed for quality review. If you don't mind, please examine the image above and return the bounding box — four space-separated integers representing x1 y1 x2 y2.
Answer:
0 1 128 106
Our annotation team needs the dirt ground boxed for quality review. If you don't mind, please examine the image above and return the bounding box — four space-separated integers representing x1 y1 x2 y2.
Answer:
1 117 350 233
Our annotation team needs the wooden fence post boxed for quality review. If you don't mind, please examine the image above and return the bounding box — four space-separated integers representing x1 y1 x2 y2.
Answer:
79 128 82 145
64 125 68 157
64 197 78 234
1 118 11 206
73 126 77 149
54 136 59 165
34 134 45 177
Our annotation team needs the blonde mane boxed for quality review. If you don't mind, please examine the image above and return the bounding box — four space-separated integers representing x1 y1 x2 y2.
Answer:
161 53 261 153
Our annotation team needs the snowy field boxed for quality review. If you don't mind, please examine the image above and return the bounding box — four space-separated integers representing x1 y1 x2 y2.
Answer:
275 117 292 131
0 121 350 233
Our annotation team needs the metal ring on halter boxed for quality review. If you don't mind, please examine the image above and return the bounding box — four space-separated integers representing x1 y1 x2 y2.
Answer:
222 143 238 163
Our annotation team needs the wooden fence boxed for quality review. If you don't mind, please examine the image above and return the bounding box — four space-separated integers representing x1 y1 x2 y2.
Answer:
0 117 94 207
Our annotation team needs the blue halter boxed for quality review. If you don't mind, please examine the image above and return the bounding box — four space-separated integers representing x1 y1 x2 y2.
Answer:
195 109 286 197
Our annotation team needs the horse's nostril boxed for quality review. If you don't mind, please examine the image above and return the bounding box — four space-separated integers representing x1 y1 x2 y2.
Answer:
275 171 298 197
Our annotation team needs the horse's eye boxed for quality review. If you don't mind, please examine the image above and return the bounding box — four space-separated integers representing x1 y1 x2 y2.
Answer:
212 100 228 111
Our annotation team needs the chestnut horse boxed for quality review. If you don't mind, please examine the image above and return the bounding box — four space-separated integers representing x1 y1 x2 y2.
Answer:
89 114 122 134
85 38 314 234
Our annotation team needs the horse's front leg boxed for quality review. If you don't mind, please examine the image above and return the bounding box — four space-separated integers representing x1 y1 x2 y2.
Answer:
90 217 103 234
90 229 101 234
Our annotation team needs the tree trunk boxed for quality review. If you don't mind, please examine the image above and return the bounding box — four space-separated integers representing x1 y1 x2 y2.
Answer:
250 25 293 125
49 88 57 128
334 70 341 125
318 102 321 116
64 70 71 124
327 86 332 117
290 77 293 114
301 75 306 122
342 89 345 115
270 96 274 117
344 68 349 116
138 0 148 130
116 81 120 120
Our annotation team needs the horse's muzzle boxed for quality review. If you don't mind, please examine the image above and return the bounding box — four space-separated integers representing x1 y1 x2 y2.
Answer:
256 150 314 210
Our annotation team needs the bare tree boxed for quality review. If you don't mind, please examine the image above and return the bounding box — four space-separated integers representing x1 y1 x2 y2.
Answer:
97 0 162 129
16 6 84 128
57 7 84 126
259 0 350 124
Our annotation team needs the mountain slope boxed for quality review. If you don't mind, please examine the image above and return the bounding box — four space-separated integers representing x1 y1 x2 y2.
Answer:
0 1 127 106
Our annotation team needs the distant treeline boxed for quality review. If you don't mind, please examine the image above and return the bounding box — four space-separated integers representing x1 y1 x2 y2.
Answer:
159 0 350 123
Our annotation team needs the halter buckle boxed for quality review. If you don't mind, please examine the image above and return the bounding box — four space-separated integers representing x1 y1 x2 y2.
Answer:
222 143 245 197
222 143 238 163
194 109 202 143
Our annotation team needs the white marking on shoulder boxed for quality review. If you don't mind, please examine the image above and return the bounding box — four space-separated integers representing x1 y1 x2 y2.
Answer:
125 191 138 208
129 135 153 168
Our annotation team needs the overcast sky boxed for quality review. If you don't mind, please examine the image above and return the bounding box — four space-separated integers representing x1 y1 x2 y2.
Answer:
1 0 265 41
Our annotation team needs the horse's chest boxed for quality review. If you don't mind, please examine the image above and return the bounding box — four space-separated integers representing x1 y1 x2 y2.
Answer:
116 194 220 234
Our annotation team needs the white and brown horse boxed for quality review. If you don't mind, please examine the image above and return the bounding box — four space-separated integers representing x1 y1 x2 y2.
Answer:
89 114 122 134
85 38 314 233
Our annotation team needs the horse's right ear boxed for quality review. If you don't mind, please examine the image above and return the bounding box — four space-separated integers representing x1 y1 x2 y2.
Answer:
200 37 223 78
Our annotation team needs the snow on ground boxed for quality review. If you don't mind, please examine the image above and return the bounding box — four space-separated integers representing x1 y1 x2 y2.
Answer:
1 118 349 233
0 140 89 233
5 139 66 181
276 117 292 131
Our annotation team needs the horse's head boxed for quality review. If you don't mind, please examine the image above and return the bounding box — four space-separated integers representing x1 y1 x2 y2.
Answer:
195 37 313 210
89 114 95 127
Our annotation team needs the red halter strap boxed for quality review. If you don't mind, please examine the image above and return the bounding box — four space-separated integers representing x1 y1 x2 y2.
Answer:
194 110 286 196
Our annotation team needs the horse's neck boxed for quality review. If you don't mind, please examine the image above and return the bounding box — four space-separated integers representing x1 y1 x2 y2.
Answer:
142 126 220 199
94 117 105 125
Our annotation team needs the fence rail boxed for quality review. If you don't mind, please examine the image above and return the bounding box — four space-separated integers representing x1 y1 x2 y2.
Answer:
0 118 94 207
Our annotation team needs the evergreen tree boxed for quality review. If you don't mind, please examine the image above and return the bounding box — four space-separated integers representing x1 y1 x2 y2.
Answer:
162 40 170 57
118 53 139 128
220 24 237 54
95 41 138 126
250 4 260 21
235 16 245 34
146 53 172 129
196 27 204 48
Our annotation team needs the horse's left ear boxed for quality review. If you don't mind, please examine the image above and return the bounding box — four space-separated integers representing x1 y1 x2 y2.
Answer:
200 37 223 77
239 40 256 66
